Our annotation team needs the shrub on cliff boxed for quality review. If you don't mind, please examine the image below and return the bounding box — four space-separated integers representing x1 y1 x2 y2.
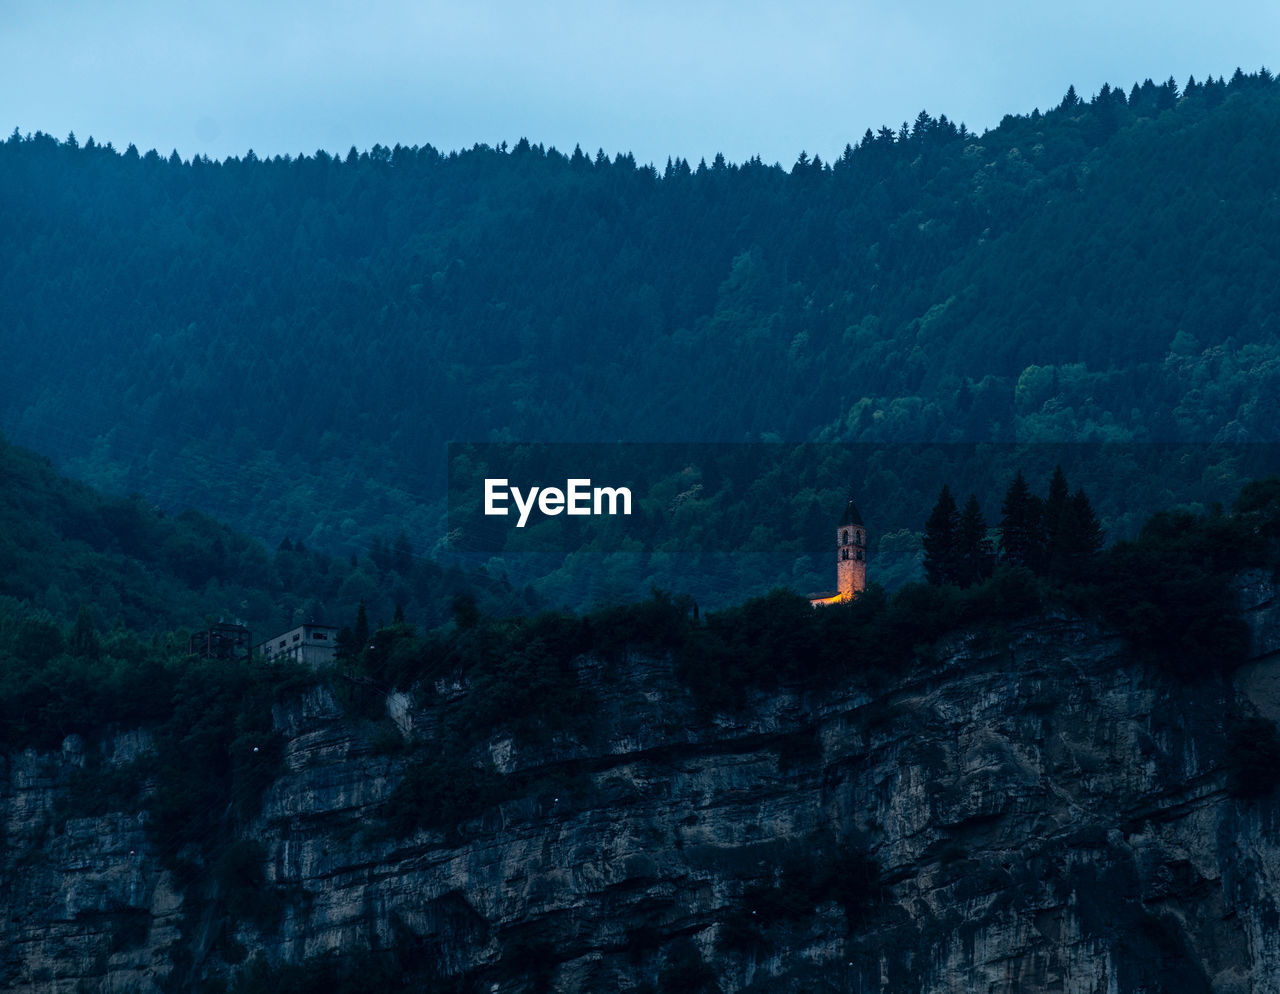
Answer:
379 752 506 839
1082 509 1253 676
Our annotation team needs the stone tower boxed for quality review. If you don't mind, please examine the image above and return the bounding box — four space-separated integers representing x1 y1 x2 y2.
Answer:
810 495 867 606
836 497 867 601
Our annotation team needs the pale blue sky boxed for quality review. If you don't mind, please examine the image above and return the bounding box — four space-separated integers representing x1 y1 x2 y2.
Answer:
4 1 1278 166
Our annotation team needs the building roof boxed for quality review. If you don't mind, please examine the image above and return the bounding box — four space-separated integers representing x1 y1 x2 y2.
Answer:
838 496 864 527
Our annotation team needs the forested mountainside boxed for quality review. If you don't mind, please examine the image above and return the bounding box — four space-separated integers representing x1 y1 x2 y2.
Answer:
5 70 1280 602
0 433 534 649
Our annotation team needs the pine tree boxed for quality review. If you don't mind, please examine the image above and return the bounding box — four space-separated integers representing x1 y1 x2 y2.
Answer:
923 485 961 585
1054 488 1105 581
354 599 370 651
956 494 994 587
999 471 1043 569
1043 465 1072 577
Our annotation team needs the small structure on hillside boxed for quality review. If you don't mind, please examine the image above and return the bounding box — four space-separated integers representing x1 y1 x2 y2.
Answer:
808 496 868 606
189 622 252 661
256 622 339 667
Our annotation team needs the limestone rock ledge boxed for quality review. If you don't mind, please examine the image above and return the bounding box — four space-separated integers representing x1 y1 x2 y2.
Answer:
5 581 1280 993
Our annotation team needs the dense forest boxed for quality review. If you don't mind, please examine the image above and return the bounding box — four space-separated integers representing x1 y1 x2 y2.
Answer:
5 70 1280 604
0 433 534 646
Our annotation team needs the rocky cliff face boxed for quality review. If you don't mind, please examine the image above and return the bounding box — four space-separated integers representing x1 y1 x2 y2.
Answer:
5 573 1280 993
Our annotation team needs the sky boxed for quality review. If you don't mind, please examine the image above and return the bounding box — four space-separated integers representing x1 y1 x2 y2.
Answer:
4 1 1280 168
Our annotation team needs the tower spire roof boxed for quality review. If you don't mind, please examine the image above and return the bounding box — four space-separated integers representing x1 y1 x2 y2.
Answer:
838 496 863 527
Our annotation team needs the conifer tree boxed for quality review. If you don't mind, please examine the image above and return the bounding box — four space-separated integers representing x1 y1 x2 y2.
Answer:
1044 465 1072 577
923 485 961 585
354 599 370 651
1057 488 1105 581
957 494 994 587
999 471 1043 569
1044 466 1070 532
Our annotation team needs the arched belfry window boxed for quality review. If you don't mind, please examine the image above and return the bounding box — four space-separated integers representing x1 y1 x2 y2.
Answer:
842 530 849 544
856 530 864 546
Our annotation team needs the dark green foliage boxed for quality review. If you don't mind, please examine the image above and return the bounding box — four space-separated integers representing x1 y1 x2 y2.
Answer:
999 471 1044 569
10 75 1280 609
1235 476 1280 545
963 565 1044 621
674 566 1049 711
0 432 532 642
1037 466 1106 583
146 660 284 883
354 601 370 651
0 604 179 749
366 595 692 747
924 487 996 588
1056 488 1105 582
379 752 507 839
675 589 821 710
1043 466 1072 576
670 470 1271 706
586 589 694 661
69 606 100 660
1082 509 1254 676
1235 477 1280 518
450 594 479 632
446 614 597 746
55 760 146 823
361 621 422 688
1227 717 1280 799
923 485 961 585
368 719 410 755
930 467 1102 589
956 494 995 587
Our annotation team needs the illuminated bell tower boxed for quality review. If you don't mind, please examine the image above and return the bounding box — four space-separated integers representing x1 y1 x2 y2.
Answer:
836 497 867 601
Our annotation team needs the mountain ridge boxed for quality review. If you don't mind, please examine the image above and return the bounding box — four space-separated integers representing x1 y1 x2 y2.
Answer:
5 72 1280 600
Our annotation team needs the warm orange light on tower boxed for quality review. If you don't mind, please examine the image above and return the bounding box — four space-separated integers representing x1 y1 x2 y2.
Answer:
809 496 867 607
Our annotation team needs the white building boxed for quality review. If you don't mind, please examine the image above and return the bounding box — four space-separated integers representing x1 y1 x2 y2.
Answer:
256 623 339 667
